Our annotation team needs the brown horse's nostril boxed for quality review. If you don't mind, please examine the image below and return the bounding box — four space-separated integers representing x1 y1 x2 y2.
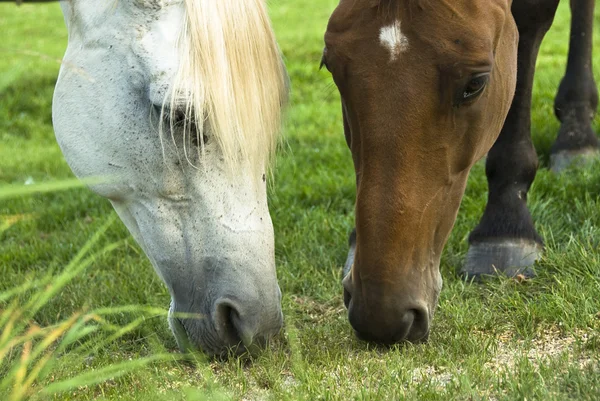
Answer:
342 273 353 309
343 287 351 308
405 307 429 343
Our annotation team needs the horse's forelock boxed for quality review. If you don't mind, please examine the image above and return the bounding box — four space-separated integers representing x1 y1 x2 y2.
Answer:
166 0 288 181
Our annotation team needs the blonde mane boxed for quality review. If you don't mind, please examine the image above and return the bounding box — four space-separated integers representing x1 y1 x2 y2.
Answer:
168 0 288 179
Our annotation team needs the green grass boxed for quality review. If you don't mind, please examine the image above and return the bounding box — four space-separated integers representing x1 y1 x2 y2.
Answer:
1 1 600 399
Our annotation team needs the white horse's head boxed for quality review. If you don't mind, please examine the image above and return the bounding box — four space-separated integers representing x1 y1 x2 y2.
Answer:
52 0 288 356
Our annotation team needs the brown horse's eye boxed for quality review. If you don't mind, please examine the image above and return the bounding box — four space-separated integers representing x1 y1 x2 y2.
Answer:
462 73 489 101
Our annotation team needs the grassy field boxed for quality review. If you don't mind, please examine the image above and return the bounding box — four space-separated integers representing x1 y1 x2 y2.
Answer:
1 1 600 399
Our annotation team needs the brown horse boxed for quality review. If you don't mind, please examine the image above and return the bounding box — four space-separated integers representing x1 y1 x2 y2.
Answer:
323 0 597 343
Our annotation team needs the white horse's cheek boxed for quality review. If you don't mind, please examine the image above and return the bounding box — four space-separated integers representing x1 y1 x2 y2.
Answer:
52 61 148 200
114 175 276 297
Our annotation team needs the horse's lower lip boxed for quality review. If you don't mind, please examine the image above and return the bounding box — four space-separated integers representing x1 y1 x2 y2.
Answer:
170 317 230 357
354 329 430 345
169 312 266 357
413 329 430 344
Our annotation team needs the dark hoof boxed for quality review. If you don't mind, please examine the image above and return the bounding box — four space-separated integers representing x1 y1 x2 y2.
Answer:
461 240 542 280
550 148 598 173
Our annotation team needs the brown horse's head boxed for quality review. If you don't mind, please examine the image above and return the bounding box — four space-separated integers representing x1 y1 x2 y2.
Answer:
323 0 518 343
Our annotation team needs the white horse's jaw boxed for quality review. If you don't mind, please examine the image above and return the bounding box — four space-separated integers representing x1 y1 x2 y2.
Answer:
53 0 283 355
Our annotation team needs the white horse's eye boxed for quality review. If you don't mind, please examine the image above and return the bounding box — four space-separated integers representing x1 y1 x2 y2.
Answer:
135 0 183 8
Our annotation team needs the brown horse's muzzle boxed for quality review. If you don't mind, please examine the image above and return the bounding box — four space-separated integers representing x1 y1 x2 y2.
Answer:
342 261 442 344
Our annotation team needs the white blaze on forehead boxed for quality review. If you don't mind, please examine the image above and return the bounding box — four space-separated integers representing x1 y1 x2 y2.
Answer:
379 20 409 61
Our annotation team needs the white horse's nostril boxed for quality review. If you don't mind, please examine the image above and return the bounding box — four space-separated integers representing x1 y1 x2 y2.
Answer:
214 299 254 347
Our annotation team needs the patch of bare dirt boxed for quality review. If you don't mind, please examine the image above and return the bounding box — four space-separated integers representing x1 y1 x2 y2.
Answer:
410 326 597 392
485 327 594 373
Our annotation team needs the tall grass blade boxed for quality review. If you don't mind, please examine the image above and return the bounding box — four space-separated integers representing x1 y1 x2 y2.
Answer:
0 274 54 304
0 177 107 201
40 354 179 396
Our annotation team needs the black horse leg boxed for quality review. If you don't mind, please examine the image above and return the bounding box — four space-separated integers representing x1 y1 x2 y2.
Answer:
550 0 599 172
461 0 560 278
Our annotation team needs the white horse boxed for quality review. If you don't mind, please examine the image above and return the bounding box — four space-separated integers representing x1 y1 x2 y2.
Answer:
52 0 288 356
